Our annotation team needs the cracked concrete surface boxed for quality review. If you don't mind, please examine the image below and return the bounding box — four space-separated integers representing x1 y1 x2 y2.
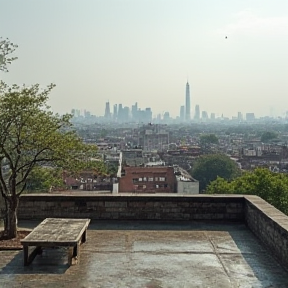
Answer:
0 221 288 287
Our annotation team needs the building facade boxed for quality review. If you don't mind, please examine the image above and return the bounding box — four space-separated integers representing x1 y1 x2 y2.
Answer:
118 166 177 193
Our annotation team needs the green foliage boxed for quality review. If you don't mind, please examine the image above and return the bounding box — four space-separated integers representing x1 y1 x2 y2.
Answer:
206 176 234 194
0 82 101 237
261 131 278 143
25 166 65 192
77 159 108 177
0 37 18 72
191 154 241 192
106 162 118 177
207 168 288 215
0 83 99 194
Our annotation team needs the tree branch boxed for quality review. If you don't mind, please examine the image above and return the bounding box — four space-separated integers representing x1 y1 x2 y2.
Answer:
0 162 9 197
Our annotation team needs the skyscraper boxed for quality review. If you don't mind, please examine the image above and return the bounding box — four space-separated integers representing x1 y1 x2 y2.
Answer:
113 104 118 121
185 82 191 121
104 101 111 119
131 102 138 121
237 112 243 121
118 104 123 122
180 105 185 122
194 104 200 121
201 111 208 120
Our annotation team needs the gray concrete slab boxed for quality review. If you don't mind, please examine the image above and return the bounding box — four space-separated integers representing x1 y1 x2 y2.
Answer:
1 221 288 287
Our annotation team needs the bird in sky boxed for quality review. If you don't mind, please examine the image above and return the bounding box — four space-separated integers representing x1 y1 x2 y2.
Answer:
225 36 228 39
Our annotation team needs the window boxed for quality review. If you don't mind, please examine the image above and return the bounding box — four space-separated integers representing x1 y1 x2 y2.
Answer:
143 177 147 181
155 177 158 181
138 177 143 182
148 177 153 181
143 185 146 189
155 184 159 188
133 178 138 183
159 177 165 181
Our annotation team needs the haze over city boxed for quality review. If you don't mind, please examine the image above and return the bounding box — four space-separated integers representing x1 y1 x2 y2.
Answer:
1 0 288 118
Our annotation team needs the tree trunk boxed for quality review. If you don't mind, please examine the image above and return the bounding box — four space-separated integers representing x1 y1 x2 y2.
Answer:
4 198 18 239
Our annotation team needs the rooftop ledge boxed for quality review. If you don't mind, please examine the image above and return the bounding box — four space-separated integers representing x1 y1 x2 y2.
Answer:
18 193 288 269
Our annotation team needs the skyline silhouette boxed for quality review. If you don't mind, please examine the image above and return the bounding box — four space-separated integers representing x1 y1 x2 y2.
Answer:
1 0 287 118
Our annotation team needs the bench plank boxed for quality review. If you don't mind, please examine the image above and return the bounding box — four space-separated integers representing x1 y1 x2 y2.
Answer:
21 218 90 246
20 218 90 266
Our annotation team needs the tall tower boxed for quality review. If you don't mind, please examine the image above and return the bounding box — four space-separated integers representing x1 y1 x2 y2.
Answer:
194 104 200 121
104 101 111 119
113 104 118 121
185 82 191 121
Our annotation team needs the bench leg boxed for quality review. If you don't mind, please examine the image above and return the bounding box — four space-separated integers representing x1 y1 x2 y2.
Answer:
81 229 87 243
23 245 29 266
23 246 42 266
68 244 79 265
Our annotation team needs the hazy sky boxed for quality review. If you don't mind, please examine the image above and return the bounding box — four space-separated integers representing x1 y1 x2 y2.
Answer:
1 0 288 118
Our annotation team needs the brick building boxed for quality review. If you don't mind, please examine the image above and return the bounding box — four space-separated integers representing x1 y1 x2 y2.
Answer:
118 166 176 193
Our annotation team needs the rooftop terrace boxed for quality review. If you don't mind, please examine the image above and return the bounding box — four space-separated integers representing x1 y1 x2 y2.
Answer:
1 194 288 287
1 220 288 287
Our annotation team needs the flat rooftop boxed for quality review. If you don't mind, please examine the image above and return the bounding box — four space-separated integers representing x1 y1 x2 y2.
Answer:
1 221 288 287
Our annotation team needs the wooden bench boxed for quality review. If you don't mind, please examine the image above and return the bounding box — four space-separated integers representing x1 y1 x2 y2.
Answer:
20 218 90 266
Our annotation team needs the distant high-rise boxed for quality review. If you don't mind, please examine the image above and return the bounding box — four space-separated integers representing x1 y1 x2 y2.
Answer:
131 102 138 121
113 104 118 120
237 112 243 121
71 109 80 117
118 104 123 122
145 108 152 123
84 109 90 118
163 111 170 122
185 82 191 121
194 105 200 121
180 105 185 122
201 111 208 120
246 113 255 122
104 101 111 119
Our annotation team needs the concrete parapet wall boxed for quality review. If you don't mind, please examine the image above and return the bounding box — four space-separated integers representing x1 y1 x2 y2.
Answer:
18 194 245 221
244 195 288 269
18 193 288 269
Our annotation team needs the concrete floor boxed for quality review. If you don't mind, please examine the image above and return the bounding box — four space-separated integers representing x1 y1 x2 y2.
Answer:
0 221 288 288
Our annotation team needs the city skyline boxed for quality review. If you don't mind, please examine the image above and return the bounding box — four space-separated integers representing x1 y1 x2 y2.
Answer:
73 80 288 121
71 98 287 123
1 0 288 118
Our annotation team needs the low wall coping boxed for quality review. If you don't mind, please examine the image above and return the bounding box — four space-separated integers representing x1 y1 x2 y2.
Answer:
244 195 288 231
20 193 245 199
